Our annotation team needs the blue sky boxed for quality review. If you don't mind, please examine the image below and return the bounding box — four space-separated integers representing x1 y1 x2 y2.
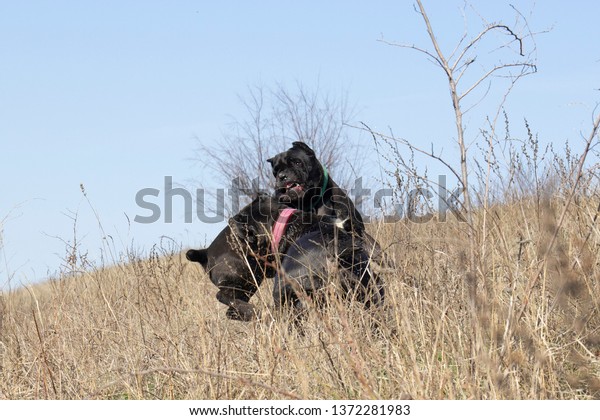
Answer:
1 1 598 288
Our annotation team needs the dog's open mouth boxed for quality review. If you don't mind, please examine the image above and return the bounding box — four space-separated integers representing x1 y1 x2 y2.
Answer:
286 182 304 193
278 182 305 194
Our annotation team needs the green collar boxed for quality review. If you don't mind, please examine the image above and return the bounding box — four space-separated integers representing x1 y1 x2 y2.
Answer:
310 164 329 209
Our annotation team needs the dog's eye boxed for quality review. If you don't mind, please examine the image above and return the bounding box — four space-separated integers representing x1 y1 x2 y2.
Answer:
292 159 303 167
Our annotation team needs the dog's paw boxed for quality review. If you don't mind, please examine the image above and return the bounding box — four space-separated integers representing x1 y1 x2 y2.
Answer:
226 301 260 322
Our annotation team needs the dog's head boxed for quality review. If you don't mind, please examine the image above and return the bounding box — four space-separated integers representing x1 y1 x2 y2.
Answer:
267 141 324 206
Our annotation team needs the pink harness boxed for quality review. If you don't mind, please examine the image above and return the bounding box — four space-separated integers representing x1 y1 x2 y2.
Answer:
271 208 297 254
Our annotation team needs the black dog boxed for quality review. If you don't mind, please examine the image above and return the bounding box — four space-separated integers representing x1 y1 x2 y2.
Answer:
267 141 390 269
267 141 365 235
231 195 384 315
186 198 274 321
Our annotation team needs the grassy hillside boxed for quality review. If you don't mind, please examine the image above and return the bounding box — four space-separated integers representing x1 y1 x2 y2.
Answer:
1 192 599 400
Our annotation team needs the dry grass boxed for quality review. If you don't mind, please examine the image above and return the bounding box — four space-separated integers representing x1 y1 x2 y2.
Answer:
1 191 599 400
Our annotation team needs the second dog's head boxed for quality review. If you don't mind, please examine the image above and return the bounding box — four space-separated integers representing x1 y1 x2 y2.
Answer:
267 141 325 206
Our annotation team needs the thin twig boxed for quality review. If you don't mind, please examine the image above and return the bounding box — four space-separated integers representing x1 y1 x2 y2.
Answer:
353 122 464 188
132 367 302 400
452 23 526 72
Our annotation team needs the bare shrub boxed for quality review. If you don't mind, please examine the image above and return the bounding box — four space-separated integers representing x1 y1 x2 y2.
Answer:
192 82 363 215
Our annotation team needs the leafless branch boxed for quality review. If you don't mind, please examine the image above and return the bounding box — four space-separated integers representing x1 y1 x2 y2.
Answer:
353 122 465 189
459 63 537 100
377 39 446 70
452 23 525 72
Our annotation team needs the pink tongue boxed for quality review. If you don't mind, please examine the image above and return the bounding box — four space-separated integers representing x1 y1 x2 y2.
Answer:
286 183 303 192
271 208 297 253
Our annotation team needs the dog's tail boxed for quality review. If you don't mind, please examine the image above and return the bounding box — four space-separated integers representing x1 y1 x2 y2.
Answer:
186 248 208 267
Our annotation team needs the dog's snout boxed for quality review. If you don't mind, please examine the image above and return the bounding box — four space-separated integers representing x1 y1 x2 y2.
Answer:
277 172 288 181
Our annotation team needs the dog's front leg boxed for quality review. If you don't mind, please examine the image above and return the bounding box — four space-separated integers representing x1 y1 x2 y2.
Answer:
216 289 259 321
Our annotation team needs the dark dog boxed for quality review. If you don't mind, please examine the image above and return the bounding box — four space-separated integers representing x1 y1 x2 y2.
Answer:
267 141 390 270
231 195 384 315
186 198 274 321
267 141 365 235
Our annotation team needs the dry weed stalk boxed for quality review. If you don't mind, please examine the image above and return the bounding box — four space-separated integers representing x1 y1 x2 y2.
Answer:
378 0 538 269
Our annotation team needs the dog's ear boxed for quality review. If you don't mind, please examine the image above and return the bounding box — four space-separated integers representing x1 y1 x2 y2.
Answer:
230 214 258 245
186 248 208 267
266 157 275 167
292 141 316 157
